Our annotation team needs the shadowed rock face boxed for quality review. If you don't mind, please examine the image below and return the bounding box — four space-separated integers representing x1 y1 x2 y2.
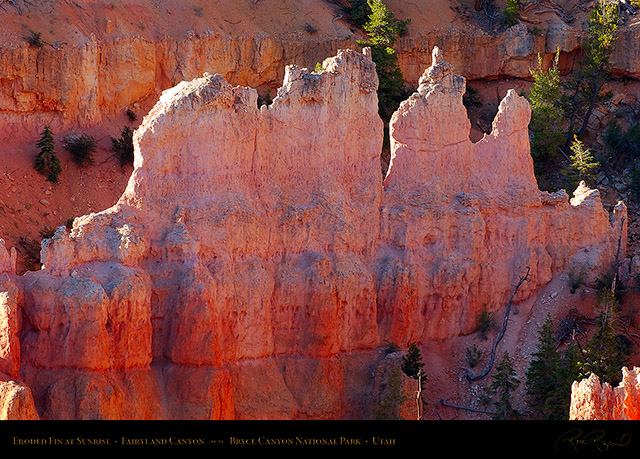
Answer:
0 48 626 419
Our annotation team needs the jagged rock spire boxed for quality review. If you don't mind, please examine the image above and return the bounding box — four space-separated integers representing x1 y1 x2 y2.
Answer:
417 46 465 96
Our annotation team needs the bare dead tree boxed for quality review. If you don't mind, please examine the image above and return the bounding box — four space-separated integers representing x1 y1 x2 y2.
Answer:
0 0 34 15
465 267 530 382
619 318 640 345
415 373 423 420
555 308 593 347
483 0 501 31
439 398 497 416
611 214 626 294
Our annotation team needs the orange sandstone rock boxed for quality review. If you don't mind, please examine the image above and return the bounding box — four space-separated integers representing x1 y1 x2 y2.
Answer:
570 367 640 420
0 48 626 420
0 379 38 420
377 46 624 343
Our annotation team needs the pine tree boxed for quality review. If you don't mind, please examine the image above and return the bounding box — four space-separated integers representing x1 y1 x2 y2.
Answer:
401 342 426 387
111 126 134 167
577 289 630 386
34 126 62 183
374 367 408 420
485 352 520 420
503 0 519 27
63 133 96 167
357 0 410 123
568 135 599 186
563 1 618 148
526 315 566 419
342 0 371 28
528 50 563 166
542 342 581 420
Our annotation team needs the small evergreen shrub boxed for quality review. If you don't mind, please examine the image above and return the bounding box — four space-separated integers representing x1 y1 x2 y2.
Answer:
503 0 520 27
568 135 599 186
475 304 495 340
575 290 629 386
26 30 44 47
401 342 426 386
111 126 134 167
525 315 578 420
63 133 96 167
39 226 56 240
34 126 62 183
528 51 563 164
465 344 483 368
568 269 585 294
126 108 138 122
482 352 520 420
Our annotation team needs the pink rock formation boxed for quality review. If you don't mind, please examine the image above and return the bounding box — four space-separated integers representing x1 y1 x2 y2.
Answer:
377 46 625 343
0 380 38 420
0 240 36 420
570 367 640 420
0 47 625 420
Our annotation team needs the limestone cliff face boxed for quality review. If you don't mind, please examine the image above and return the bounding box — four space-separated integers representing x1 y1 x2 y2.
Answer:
570 367 640 420
0 48 625 420
0 33 354 149
2 0 639 146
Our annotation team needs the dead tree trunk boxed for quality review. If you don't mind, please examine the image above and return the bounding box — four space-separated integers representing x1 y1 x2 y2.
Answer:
439 398 497 416
415 373 423 420
465 267 530 382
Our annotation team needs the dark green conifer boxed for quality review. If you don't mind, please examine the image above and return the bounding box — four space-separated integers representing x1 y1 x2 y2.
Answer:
503 0 520 27
485 352 520 420
111 126 134 167
34 126 62 183
528 50 563 167
577 289 630 386
357 0 410 123
401 342 426 387
563 1 619 147
526 315 566 419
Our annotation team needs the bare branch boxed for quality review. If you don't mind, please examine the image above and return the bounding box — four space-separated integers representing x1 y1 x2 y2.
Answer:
466 267 530 382
439 398 497 415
